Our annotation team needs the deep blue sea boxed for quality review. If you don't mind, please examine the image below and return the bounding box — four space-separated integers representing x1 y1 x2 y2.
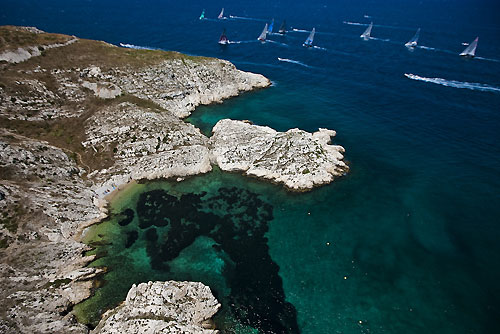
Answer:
3 0 500 333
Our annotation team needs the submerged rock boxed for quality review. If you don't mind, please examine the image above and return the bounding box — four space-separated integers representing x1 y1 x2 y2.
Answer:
209 119 348 190
92 281 220 334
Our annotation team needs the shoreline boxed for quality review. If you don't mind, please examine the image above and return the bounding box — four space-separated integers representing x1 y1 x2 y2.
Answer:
0 25 347 334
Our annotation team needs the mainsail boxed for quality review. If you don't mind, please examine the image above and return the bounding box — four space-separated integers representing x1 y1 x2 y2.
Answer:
303 28 315 47
218 8 224 19
405 28 420 47
258 24 268 41
219 29 229 45
268 19 274 34
199 9 205 20
460 37 478 57
360 22 373 40
278 20 286 35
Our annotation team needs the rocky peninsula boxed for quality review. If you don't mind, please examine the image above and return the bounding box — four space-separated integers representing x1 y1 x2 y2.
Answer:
0 26 347 333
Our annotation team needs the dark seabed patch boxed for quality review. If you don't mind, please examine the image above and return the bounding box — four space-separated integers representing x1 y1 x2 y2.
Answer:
76 182 299 333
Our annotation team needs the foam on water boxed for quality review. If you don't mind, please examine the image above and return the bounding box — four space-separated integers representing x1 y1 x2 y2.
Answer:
278 57 311 68
405 73 500 93
119 43 158 50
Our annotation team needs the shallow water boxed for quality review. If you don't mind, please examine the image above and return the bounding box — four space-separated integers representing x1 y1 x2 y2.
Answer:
3 0 500 333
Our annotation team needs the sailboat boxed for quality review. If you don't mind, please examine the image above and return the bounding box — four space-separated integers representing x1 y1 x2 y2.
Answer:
268 19 274 34
303 28 315 47
218 8 225 19
278 20 286 35
360 22 373 40
258 24 268 42
199 9 205 20
405 28 420 48
218 29 229 45
460 37 478 58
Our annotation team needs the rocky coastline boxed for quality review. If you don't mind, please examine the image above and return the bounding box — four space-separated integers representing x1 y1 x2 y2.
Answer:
0 25 348 333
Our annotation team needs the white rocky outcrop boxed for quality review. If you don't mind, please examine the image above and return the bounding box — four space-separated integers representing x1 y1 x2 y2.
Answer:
81 81 122 99
92 281 220 334
82 102 212 197
0 37 77 64
115 58 270 118
209 119 348 190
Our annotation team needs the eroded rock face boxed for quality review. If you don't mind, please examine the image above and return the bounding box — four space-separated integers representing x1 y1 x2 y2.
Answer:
83 101 212 196
0 38 77 64
0 130 103 334
114 59 270 118
92 281 220 334
209 119 349 190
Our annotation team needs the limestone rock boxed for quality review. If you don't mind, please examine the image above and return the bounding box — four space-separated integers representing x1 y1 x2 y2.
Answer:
0 37 77 63
81 81 122 99
209 119 349 190
92 281 220 334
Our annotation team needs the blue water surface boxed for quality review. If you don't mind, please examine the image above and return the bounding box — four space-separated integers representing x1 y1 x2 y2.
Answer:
2 0 500 333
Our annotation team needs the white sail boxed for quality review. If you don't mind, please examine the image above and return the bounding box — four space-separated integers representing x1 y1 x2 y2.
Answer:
405 28 420 47
303 28 315 47
218 8 224 19
258 24 268 41
460 37 478 57
360 22 373 40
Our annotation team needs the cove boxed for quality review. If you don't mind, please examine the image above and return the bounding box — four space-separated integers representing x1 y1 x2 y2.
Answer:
74 169 301 333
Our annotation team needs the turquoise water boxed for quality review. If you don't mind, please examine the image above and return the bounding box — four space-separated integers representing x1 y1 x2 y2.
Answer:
3 0 500 332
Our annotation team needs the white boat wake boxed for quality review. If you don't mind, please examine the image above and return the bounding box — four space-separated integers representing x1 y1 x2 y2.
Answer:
475 56 500 63
313 46 328 51
405 73 500 93
119 43 158 50
344 21 415 31
418 45 437 51
291 28 310 33
369 37 391 42
228 40 258 44
229 15 267 22
277 57 311 68
267 40 289 47
343 21 367 26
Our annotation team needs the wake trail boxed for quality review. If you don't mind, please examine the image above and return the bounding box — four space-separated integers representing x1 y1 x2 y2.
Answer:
405 73 500 93
228 40 258 44
266 40 289 47
475 56 500 63
119 43 158 50
277 57 311 68
343 21 415 31
229 15 268 22
369 37 391 42
313 45 328 51
417 46 500 61
417 45 456 55
200 18 221 22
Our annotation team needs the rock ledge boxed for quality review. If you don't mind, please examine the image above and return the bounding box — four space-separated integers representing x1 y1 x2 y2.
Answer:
92 281 220 334
210 119 348 190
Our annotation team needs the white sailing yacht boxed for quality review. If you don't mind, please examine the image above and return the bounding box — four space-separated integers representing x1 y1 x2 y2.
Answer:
218 8 225 19
360 22 373 40
405 28 420 48
303 28 315 47
258 24 268 42
460 37 478 58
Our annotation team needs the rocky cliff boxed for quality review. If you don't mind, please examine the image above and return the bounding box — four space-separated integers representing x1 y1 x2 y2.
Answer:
0 25 347 333
210 119 348 190
92 281 220 334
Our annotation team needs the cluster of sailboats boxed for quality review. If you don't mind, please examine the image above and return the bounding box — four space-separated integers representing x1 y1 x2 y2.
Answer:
360 22 479 58
203 8 479 58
